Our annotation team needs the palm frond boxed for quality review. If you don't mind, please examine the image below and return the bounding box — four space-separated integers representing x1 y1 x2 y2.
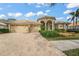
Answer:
69 12 75 15
67 18 71 21
76 8 79 17
71 16 75 22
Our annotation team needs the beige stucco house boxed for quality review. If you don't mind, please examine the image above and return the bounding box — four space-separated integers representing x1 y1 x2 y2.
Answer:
68 22 79 29
6 16 56 33
55 21 70 30
37 16 56 31
0 16 69 33
8 20 40 33
0 22 7 29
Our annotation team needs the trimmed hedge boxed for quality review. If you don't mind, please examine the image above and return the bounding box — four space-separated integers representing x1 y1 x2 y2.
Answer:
67 29 79 33
55 29 66 32
39 30 61 38
0 29 10 33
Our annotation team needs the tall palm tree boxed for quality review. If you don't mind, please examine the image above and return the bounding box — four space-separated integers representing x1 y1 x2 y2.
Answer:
68 12 75 29
75 8 79 26
68 8 79 30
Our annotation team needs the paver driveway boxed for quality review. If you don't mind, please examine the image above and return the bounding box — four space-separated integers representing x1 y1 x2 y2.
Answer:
0 32 65 56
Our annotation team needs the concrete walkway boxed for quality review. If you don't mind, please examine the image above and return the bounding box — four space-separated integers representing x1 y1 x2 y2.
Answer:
50 40 79 51
0 32 65 56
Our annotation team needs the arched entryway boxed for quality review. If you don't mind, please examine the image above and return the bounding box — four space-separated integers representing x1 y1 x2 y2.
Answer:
40 21 45 30
46 20 52 30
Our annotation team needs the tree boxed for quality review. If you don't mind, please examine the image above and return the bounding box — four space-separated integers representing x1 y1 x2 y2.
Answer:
7 18 16 22
68 8 79 29
75 8 79 26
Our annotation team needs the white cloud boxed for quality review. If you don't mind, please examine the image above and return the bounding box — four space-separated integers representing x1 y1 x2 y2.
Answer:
36 3 49 8
15 13 22 17
45 10 51 13
56 17 64 20
36 5 41 8
0 14 6 18
25 11 48 17
8 13 14 16
37 11 47 16
27 3 49 8
64 10 72 14
67 16 72 19
25 12 35 17
67 3 79 8
37 11 43 16
8 12 22 17
36 3 49 6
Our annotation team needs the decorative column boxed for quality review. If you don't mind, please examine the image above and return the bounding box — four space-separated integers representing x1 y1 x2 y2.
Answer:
48 24 50 31
8 24 11 32
52 20 55 30
45 22 47 30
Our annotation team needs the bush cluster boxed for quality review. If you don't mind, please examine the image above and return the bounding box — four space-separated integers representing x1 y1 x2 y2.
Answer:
55 29 66 32
67 29 79 33
0 29 10 33
39 30 61 38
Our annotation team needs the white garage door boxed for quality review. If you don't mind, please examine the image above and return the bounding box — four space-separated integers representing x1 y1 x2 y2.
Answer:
14 26 28 33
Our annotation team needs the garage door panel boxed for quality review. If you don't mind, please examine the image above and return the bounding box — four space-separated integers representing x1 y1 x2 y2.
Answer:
14 26 28 33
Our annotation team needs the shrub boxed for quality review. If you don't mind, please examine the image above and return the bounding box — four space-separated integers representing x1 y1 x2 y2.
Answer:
55 29 66 32
67 29 79 33
63 48 79 56
39 30 61 38
0 29 10 33
41 26 45 31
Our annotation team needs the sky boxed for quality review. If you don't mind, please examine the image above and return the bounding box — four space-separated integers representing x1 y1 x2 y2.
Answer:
0 3 79 22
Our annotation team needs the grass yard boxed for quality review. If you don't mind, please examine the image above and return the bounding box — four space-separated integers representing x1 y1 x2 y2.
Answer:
39 30 79 41
46 35 79 41
50 33 79 40
63 48 79 56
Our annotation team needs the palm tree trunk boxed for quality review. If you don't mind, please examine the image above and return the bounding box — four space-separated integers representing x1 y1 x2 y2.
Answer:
73 19 75 30
76 17 77 30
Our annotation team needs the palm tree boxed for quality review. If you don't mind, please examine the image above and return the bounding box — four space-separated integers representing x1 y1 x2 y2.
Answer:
75 8 79 26
68 12 75 29
68 8 79 30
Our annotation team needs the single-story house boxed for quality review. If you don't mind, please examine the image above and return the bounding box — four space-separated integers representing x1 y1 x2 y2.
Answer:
0 22 7 29
55 21 70 30
37 16 56 31
68 22 79 29
8 20 40 33
0 16 71 33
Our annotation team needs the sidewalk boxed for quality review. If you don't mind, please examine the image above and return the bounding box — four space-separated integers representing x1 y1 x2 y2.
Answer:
50 40 79 51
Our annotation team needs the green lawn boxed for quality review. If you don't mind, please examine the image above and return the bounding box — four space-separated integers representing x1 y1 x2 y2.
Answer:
39 30 79 41
46 36 79 41
63 48 79 56
46 37 79 41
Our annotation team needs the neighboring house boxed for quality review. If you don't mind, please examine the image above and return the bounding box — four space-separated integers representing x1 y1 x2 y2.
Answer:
55 21 70 30
37 16 56 31
0 22 7 29
68 22 79 29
